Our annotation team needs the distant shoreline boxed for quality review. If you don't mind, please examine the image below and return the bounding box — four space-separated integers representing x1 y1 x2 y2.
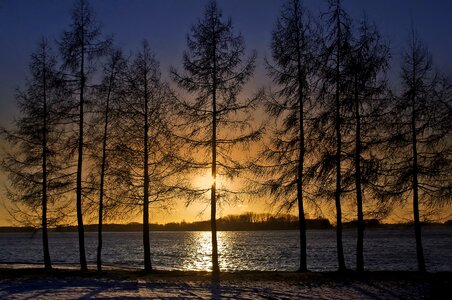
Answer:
1 221 450 233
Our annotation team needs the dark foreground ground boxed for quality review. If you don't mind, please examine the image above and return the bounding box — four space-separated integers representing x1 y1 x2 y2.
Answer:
0 267 450 299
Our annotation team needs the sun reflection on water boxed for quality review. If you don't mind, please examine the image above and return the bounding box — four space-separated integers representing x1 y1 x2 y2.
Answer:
184 231 229 272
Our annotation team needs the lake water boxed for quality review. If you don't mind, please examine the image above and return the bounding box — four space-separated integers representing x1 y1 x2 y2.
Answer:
0 227 451 272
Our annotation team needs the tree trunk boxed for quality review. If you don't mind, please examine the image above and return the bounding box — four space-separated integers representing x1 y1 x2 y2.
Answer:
411 91 425 273
297 111 307 272
211 19 220 275
211 156 219 275
143 72 152 273
97 75 112 272
211 69 219 275
97 170 104 273
354 75 364 272
334 90 345 272
77 37 87 272
294 2 307 271
334 1 346 271
41 50 51 270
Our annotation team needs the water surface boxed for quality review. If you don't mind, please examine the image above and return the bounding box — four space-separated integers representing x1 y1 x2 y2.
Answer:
1 228 451 271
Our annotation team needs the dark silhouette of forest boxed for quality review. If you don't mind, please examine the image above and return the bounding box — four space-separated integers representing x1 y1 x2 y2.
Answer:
0 213 332 232
0 0 451 275
2 212 450 233
0 213 452 232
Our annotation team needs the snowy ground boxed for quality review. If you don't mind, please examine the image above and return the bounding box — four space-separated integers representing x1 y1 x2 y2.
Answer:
0 265 449 299
0 278 437 299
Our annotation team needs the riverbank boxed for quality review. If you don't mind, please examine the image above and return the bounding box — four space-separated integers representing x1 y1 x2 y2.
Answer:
0 267 450 299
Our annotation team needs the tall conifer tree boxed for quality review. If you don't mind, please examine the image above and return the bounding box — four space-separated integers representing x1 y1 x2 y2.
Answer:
172 0 260 274
59 0 111 271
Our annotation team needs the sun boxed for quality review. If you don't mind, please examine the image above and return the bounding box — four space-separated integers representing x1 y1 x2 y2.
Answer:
193 171 221 190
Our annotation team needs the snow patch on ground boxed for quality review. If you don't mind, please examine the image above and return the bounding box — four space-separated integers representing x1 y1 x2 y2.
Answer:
0 277 431 299
0 264 442 299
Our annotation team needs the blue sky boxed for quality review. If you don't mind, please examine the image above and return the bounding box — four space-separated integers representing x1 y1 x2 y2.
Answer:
1 0 451 127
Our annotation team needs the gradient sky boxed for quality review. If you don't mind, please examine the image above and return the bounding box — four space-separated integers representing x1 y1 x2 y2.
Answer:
0 0 451 225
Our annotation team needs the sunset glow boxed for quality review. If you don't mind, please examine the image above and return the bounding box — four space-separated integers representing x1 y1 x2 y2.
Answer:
0 1 450 298
193 171 221 191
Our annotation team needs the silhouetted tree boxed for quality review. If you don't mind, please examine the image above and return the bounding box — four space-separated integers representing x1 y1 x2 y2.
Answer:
89 49 127 272
1 39 71 270
171 0 260 274
343 17 390 272
119 41 183 272
59 0 111 271
261 0 319 272
386 31 452 272
316 0 352 271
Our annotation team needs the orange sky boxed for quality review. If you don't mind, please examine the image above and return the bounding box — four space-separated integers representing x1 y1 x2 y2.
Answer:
1 168 450 226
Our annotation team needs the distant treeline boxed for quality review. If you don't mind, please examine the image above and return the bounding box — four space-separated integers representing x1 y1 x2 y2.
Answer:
1 213 330 232
1 213 451 232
